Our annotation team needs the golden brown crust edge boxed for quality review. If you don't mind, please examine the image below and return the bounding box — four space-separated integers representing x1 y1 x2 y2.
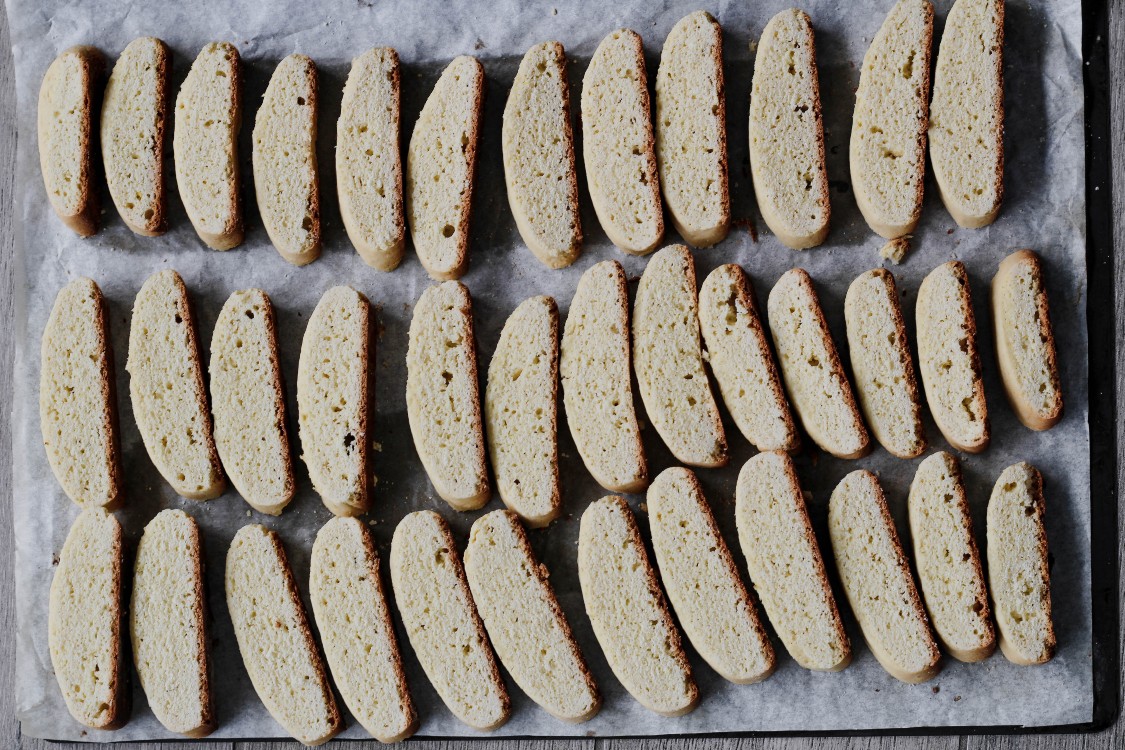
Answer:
871 268 927 458
252 291 297 514
948 260 991 452
628 31 665 253
130 39 170 236
441 58 485 281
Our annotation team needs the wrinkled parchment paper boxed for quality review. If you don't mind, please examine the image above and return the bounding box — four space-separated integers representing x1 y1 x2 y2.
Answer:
9 0 1092 741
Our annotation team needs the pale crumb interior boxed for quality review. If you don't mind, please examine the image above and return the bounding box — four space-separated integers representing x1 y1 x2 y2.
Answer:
485 296 559 524
633 246 725 466
253 54 319 258
579 498 695 715
390 511 508 730
465 511 599 721
736 452 848 670
995 258 1060 417
655 12 727 240
131 509 208 735
40 278 116 507
210 289 292 511
297 286 368 513
39 49 91 216
101 37 164 232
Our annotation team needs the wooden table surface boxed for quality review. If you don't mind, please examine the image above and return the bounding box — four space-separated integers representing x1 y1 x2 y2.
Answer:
2 2 1122 748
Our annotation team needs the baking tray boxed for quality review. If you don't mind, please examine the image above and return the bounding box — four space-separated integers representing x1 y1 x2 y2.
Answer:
11 0 1116 741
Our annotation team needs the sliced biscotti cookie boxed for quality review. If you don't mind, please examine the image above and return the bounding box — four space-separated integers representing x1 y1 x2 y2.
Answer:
390 511 511 730
699 264 799 452
992 250 1063 431
916 261 990 452
485 296 560 527
253 54 321 265
406 56 484 280
578 496 698 716
829 470 941 683
844 268 926 458
128 270 225 500
406 281 489 510
633 245 727 466
655 11 730 248
987 462 1056 665
338 47 404 271
749 9 830 249
560 260 647 492
582 29 664 255
850 0 934 238
298 286 370 517
131 509 214 737
908 452 996 662
49 508 127 729
768 269 870 459
465 510 601 723
503 42 582 269
41 278 121 509
174 42 243 250
736 451 851 671
101 37 169 236
929 0 1004 228
649 467 775 684
226 525 342 745
310 517 417 742
39 45 103 237
210 289 294 515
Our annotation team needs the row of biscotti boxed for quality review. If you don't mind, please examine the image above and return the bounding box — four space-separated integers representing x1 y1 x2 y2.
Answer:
39 0 1002 266
39 247 1061 526
49 453 1054 740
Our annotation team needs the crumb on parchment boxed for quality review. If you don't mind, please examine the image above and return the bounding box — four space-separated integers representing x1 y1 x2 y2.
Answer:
880 236 911 265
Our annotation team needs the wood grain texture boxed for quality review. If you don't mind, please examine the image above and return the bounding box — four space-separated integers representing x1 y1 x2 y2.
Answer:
1 3 1123 749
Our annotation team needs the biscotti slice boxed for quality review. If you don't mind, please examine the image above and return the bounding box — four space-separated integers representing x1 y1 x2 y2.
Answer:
131 509 214 737
174 42 243 250
844 268 926 458
992 250 1063 430
390 511 511 730
253 54 321 265
49 508 127 729
578 496 698 716
406 56 484 280
485 296 560 526
560 260 647 492
128 270 225 500
987 462 1056 665
297 286 370 517
210 289 294 515
633 245 727 467
850 0 934 238
735 451 851 671
310 517 417 742
767 269 870 458
908 452 996 662
829 470 941 683
929 0 1004 228
101 37 169 236
226 525 342 745
655 11 730 248
916 261 990 452
406 281 489 510
338 47 404 271
699 264 799 452
582 29 664 255
749 9 830 249
41 278 121 509
38 45 102 237
503 42 582 269
465 510 601 722
649 467 776 684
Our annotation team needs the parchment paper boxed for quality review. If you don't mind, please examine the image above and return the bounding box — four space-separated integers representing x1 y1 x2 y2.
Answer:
8 0 1092 741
